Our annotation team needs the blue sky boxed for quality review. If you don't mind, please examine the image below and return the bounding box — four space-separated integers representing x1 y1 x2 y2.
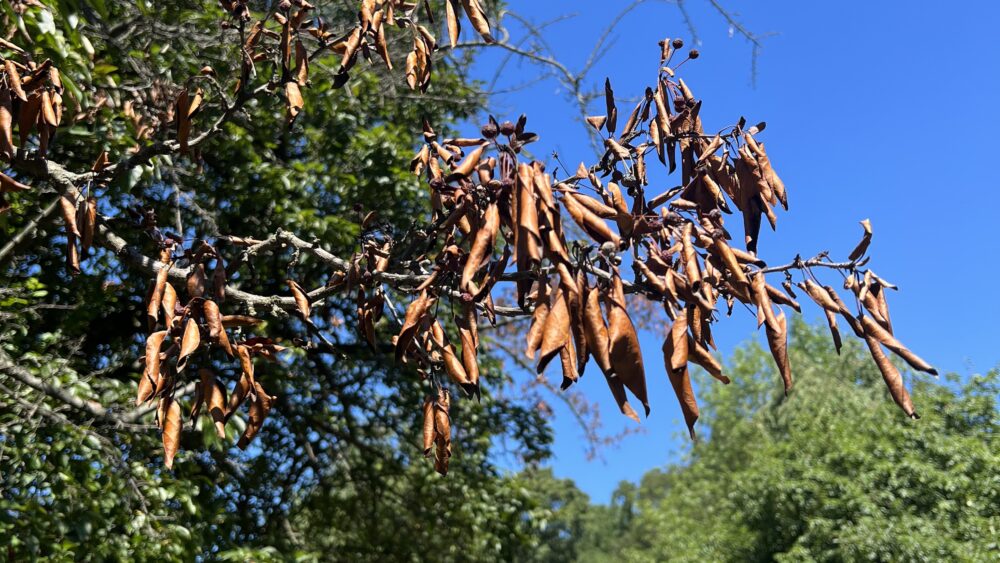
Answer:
464 1 1000 502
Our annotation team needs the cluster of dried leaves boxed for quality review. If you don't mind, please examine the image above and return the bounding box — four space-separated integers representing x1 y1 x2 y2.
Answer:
141 241 281 467
0 46 65 212
387 36 935 468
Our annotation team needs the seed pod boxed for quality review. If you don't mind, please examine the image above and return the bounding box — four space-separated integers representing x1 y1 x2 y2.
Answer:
764 309 792 395
0 89 14 160
432 389 452 475
285 81 304 122
448 143 487 180
237 382 275 449
176 317 201 372
221 314 264 328
605 270 649 416
146 263 172 331
460 0 494 42
445 0 461 48
863 334 918 419
227 360 254 417
461 202 499 293
662 332 698 439
859 315 936 375
187 263 207 298
287 279 311 320
203 299 223 340
162 283 178 329
686 333 730 384
199 369 227 438
750 272 780 332
0 171 29 193
537 287 570 374
77 197 96 256
561 190 620 246
160 396 182 469
798 279 841 313
397 290 432 362
848 219 873 261
59 196 81 238
139 330 169 405
667 313 689 372
765 283 800 312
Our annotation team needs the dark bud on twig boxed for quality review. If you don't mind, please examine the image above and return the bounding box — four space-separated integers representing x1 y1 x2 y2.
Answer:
499 121 516 136
481 123 498 139
672 39 684 49
688 49 700 60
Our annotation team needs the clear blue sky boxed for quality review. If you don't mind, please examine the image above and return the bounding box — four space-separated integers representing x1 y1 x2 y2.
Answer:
467 1 1000 502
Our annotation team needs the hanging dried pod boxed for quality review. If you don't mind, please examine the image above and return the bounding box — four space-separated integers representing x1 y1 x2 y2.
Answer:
176 317 201 372
764 309 792 394
662 328 698 439
863 334 918 419
160 396 182 469
287 279 311 320
849 219 873 261
605 270 649 416
237 382 275 449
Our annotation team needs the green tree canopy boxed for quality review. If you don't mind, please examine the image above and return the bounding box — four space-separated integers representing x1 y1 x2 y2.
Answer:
526 320 999 562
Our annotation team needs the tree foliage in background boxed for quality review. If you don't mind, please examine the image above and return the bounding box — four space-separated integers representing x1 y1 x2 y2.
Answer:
525 320 999 562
